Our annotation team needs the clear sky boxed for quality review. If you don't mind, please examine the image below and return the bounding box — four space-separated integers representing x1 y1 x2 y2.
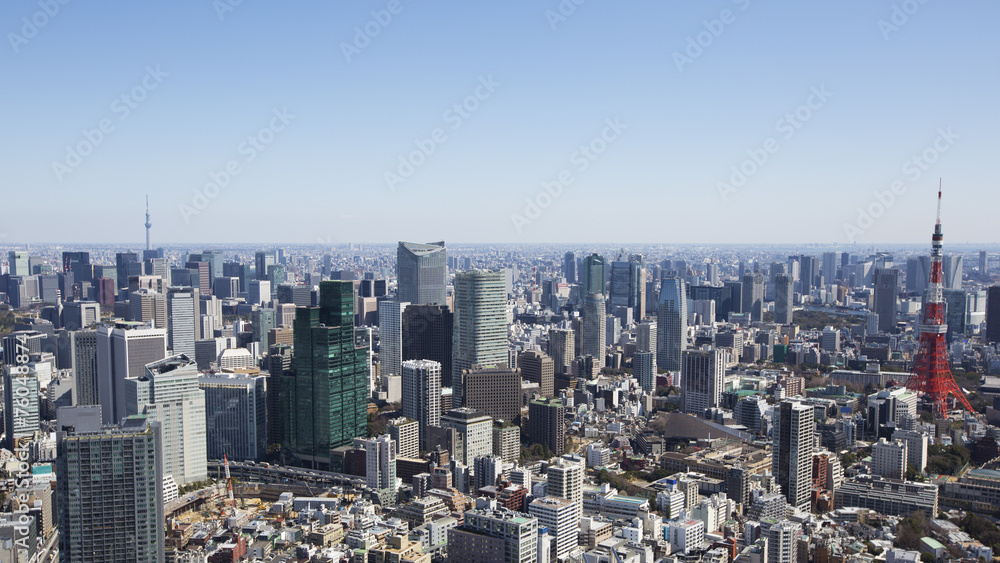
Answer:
2 1 997 246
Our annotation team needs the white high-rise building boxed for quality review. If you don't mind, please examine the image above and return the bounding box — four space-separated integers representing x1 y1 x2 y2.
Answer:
167 286 199 358
126 355 207 487
440 407 493 465
96 322 168 425
681 347 724 415
378 300 409 377
529 496 577 559
772 400 815 511
893 429 928 473
634 351 656 394
452 270 508 390
667 519 706 554
767 520 801 563
248 279 271 306
355 434 398 494
636 321 657 354
401 359 441 450
872 438 908 479
387 418 420 459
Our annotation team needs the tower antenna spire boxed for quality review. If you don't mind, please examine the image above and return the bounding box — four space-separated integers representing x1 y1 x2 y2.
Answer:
936 178 942 225
144 195 152 251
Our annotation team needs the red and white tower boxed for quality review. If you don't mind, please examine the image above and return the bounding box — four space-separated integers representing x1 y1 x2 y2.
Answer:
905 182 974 416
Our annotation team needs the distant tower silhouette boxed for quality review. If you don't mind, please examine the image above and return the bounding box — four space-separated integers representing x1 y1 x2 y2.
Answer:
905 182 974 416
145 195 152 250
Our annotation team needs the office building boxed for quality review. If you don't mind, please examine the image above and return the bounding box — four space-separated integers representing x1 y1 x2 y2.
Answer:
397 241 448 306
166 286 199 358
116 252 142 289
199 372 267 461
255 250 277 280
547 456 584 509
834 475 938 516
248 279 271 306
871 438 907 479
774 274 793 325
942 254 963 289
448 507 538 563
356 434 398 496
609 254 646 323
458 364 521 424
401 304 453 386
56 413 164 562
529 497 577 559
741 273 764 322
528 398 565 457
681 347 724 415
519 351 554 397
452 270 508 389
766 520 801 563
3 369 40 450
906 256 931 293
657 275 687 371
635 351 656 394
7 251 29 276
401 359 442 449
582 253 606 296
772 400 815 511
71 329 99 406
564 251 577 284
893 429 928 473
130 289 167 330
388 418 420 459
62 301 100 331
125 355 207 486
547 328 574 377
440 407 493 465
986 286 1000 343
493 423 520 463
284 281 369 469
582 293 606 369
874 268 899 332
379 300 409 378
96 322 168 425
251 307 276 350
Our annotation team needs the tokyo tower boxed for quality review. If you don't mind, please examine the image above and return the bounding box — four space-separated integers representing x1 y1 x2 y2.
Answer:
904 181 975 417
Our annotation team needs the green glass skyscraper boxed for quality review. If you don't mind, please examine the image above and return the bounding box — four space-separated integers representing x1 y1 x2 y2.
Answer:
583 253 606 296
283 281 369 469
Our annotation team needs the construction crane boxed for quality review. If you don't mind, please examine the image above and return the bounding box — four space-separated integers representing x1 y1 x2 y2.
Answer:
223 454 237 517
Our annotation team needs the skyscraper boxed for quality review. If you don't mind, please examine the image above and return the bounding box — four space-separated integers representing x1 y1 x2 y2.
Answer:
3 369 40 450
822 251 838 284
564 251 577 284
284 281 369 469
906 256 931 293
56 411 165 563
459 364 522 423
774 274 794 325
680 347 724 415
96 322 168 425
987 286 1000 343
452 270 508 388
440 407 493 465
397 241 448 306
609 254 646 323
116 252 141 289
799 255 818 296
772 400 814 511
71 329 99 406
634 351 656 394
401 304 453 386
657 275 687 372
401 359 441 449
125 355 208 487
583 253 606 295
873 268 899 333
519 350 554 397
7 251 29 276
528 398 565 457
741 273 764 322
980 250 989 278
582 292 606 369
942 254 963 289
167 286 199 358
547 328 574 377
379 300 410 378
199 372 267 461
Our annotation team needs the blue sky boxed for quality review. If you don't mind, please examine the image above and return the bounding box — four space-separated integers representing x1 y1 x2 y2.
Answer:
2 1 997 246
